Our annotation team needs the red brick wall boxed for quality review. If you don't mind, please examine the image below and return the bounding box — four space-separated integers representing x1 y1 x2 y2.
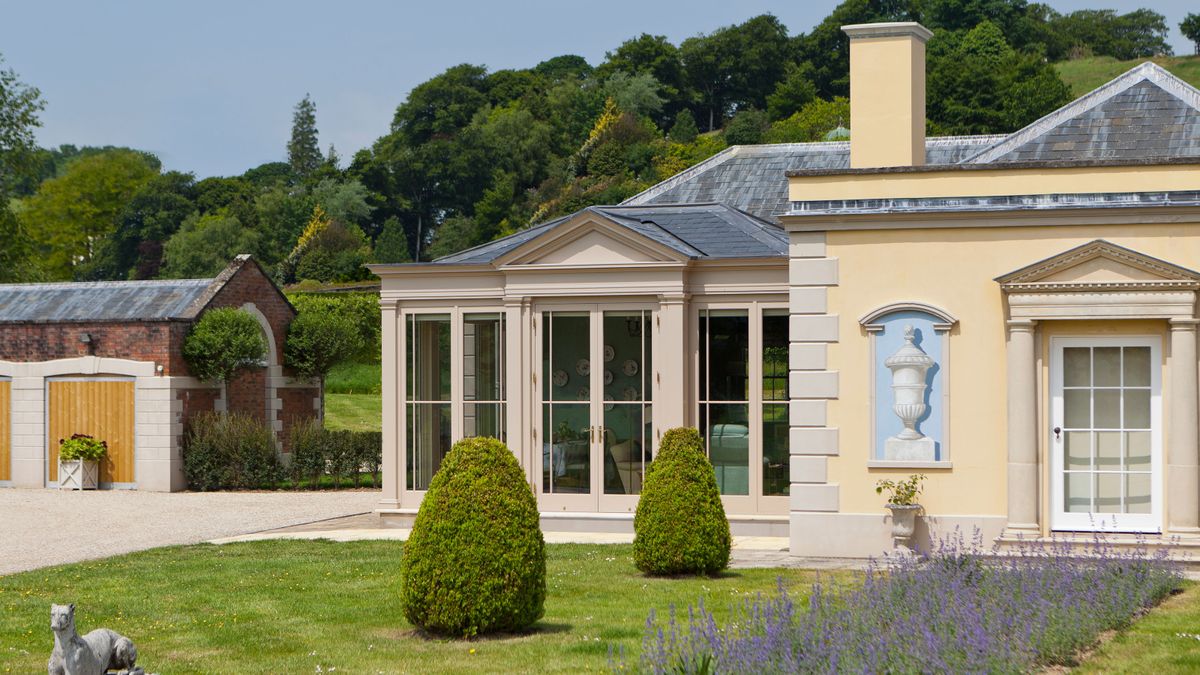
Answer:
226 367 267 422
279 386 320 453
0 321 182 370
205 260 296 370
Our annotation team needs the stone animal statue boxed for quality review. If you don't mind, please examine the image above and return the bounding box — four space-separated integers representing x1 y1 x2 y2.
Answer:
48 603 141 675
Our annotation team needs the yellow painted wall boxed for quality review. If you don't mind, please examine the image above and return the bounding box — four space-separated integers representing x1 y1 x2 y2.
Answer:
847 35 925 168
828 222 1200 517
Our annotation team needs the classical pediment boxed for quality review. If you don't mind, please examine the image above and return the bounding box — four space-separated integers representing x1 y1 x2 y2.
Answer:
495 213 689 267
996 240 1200 289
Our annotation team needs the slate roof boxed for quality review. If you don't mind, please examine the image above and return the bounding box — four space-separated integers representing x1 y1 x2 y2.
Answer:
965 63 1200 165
433 203 786 265
620 136 1003 223
0 255 270 323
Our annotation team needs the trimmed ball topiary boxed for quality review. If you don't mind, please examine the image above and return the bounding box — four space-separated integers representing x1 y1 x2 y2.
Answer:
634 427 731 575
401 436 546 637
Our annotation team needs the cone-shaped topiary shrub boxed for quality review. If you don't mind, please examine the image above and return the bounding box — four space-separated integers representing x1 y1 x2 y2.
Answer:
401 436 546 637
634 427 731 575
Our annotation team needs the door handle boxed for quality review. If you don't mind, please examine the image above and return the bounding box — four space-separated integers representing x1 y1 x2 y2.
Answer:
1053 426 1062 441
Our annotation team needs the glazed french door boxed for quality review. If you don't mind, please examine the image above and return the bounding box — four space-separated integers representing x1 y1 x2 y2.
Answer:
538 305 654 512
1050 337 1161 533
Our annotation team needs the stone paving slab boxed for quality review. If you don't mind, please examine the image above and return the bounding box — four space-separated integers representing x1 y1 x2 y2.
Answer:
0 488 381 575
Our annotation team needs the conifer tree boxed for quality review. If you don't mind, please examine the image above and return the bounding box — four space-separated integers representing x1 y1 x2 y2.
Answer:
287 94 322 179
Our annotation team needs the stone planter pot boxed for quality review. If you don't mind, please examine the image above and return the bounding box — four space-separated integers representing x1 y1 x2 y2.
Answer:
886 503 922 551
59 460 99 490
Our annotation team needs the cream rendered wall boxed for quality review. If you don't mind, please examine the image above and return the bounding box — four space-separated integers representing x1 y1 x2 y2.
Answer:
826 222 1200 521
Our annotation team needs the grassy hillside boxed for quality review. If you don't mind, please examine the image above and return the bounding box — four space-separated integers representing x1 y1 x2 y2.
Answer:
1055 54 1200 96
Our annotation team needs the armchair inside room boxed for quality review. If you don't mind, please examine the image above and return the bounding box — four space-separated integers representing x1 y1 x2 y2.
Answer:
709 423 749 495
604 428 642 495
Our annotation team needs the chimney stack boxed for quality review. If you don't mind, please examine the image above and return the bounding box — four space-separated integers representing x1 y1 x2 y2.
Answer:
842 22 932 169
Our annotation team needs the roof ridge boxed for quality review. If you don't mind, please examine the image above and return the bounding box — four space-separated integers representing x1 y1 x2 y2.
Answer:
592 207 706 257
620 145 741 206
709 204 789 248
963 62 1200 165
0 277 211 290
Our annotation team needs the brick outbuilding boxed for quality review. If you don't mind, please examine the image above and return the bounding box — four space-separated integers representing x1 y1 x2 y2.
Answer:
0 255 320 491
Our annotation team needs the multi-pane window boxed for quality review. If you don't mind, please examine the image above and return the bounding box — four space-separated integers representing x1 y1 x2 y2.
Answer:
698 310 750 495
463 313 505 441
1062 345 1152 515
405 314 451 490
762 311 789 496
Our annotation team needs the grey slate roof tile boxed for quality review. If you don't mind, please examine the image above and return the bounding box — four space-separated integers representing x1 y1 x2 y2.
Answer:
0 279 213 323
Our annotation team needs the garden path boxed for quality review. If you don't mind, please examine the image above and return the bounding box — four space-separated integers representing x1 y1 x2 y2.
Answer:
0 488 380 574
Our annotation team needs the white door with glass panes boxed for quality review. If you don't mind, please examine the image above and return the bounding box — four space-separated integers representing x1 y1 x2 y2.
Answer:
1050 337 1161 533
537 305 654 512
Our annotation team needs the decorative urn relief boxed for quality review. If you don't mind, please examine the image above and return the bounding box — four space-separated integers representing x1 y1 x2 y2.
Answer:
883 325 936 461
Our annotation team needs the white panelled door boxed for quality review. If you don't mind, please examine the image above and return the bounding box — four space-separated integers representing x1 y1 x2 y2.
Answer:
1050 337 1161 533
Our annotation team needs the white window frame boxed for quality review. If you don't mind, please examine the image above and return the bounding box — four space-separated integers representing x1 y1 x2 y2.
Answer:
1049 336 1162 533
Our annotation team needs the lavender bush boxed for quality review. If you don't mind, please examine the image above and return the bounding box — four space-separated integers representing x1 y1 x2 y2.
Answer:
635 532 1181 674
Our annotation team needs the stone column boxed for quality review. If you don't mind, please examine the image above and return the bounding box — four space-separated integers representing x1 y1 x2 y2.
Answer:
378 301 400 510
1005 320 1039 533
1168 319 1200 534
657 294 689 436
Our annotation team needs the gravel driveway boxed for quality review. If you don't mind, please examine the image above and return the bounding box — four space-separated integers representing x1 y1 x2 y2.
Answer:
0 488 381 575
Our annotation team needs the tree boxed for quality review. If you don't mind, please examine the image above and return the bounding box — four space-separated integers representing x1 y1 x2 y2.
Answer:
373 216 412 263
598 33 687 125
0 52 45 196
391 64 490 146
182 307 268 385
766 63 818 121
602 71 665 118
283 204 372 283
284 306 363 397
287 94 322 179
89 170 197 280
1183 14 1200 55
1048 9 1170 60
723 108 770 145
763 97 851 143
669 109 699 143
21 149 158 279
161 212 261 279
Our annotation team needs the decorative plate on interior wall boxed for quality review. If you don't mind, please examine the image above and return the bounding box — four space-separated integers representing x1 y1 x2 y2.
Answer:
622 359 639 377
603 369 614 385
577 386 590 401
576 358 590 376
622 386 639 401
604 394 614 411
603 345 615 362
553 370 568 387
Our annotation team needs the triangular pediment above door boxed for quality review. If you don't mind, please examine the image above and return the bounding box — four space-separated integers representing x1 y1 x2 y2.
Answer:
496 210 691 267
996 240 1200 288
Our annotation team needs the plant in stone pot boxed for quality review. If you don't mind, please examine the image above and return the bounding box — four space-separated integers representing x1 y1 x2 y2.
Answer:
58 434 108 490
875 473 926 552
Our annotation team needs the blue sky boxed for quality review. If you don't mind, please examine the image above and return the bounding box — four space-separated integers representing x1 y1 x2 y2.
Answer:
1 1 1194 178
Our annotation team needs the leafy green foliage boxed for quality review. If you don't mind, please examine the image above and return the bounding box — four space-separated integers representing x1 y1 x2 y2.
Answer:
288 418 381 488
373 216 412 263
723 109 770 145
161 212 261 279
182 411 281 490
21 149 158 279
284 303 364 382
58 434 108 462
1183 14 1200 55
602 71 664 118
287 292 380 362
633 427 731 576
402 436 546 637
875 473 927 506
182 308 268 384
763 97 850 143
668 109 699 143
0 51 46 197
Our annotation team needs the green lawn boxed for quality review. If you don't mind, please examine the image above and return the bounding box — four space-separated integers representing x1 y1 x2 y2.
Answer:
326 361 382 395
0 541 813 673
324 392 381 432
1056 54 1200 96
1074 581 1200 673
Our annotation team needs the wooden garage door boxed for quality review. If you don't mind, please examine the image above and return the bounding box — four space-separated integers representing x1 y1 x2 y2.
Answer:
48 380 135 485
0 380 10 482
